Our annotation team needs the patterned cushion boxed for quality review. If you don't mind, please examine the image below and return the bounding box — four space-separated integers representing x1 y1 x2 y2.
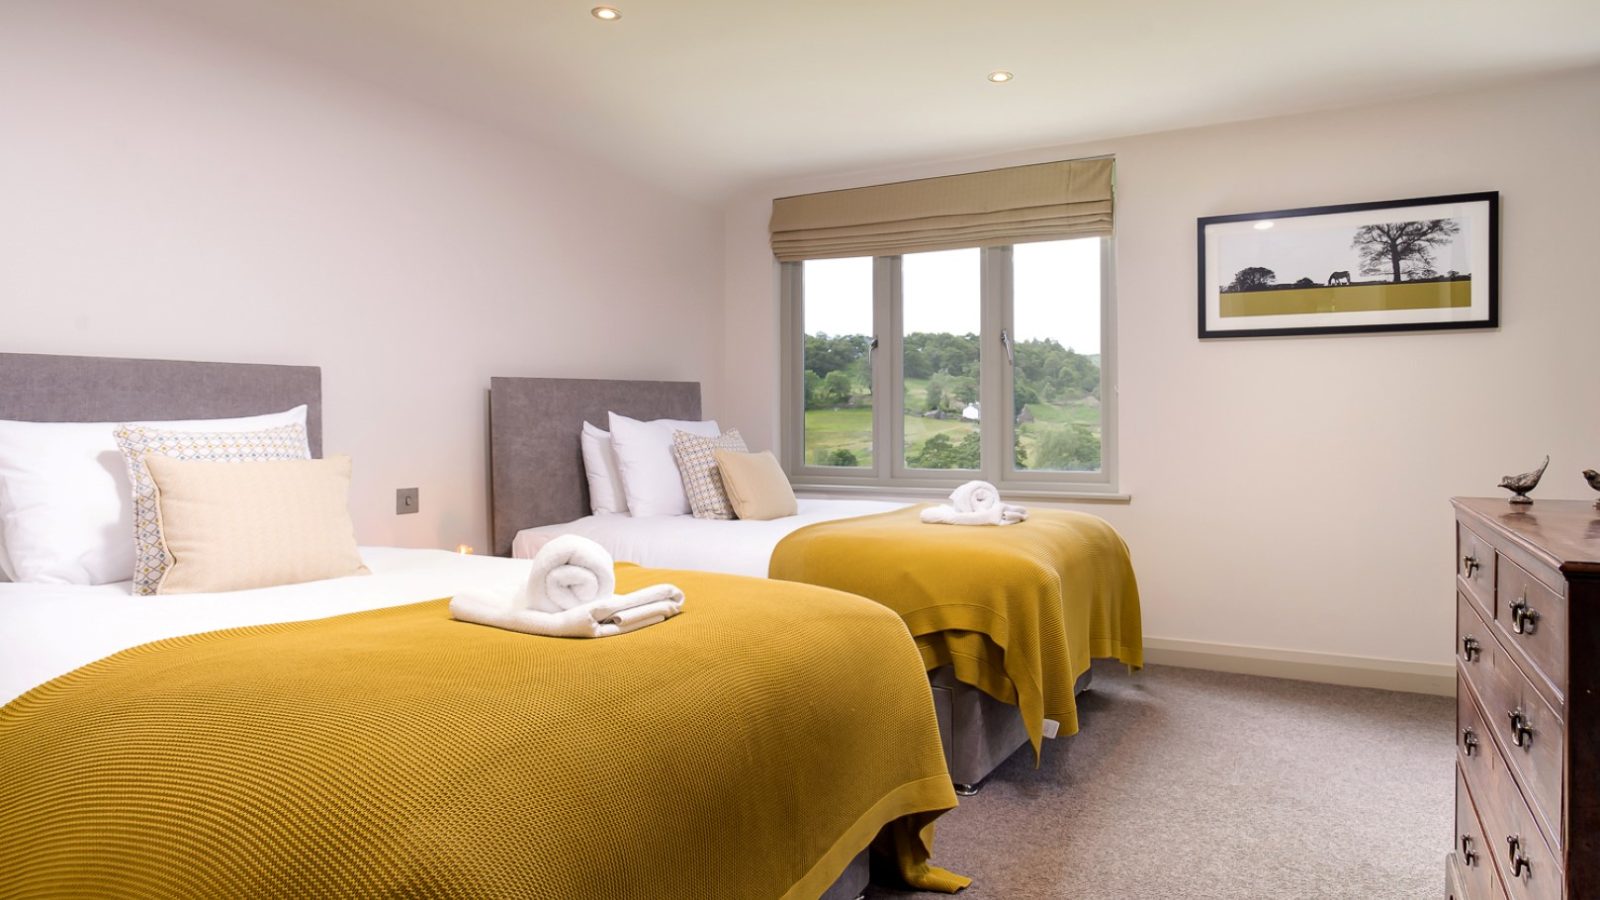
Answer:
114 423 311 595
671 429 747 520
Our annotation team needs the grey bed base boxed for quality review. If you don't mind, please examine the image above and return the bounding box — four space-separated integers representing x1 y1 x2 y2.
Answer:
932 665 1095 795
820 850 869 900
488 376 1095 799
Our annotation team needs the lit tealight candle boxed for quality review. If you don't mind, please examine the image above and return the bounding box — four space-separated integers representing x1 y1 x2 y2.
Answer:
456 544 474 555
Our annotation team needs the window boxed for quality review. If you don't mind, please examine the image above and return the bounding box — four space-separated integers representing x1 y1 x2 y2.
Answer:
782 236 1116 495
799 256 874 468
901 248 980 471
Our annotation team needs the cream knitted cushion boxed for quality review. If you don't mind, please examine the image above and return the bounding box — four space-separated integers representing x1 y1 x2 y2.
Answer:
713 449 799 520
144 454 368 595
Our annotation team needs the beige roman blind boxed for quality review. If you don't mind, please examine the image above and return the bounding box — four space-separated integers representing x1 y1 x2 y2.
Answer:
769 156 1112 261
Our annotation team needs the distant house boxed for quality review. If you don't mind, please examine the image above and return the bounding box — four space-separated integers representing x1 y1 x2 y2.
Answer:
1016 407 1035 425
961 402 981 422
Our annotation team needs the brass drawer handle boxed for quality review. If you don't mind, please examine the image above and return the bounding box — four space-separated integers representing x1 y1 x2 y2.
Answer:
1461 727 1479 757
1461 554 1480 578
1509 596 1540 635
1461 635 1481 662
1460 834 1478 866
1508 709 1535 749
1507 835 1531 878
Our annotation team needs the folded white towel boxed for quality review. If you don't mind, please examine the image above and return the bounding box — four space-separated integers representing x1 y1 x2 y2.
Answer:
919 504 1027 526
922 481 1028 526
449 588 685 638
603 596 682 629
450 535 685 638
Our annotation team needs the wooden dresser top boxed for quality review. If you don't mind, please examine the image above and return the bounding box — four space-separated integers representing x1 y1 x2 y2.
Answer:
1453 497 1600 576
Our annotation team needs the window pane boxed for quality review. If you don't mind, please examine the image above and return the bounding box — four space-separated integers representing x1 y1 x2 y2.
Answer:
1012 238 1102 472
801 257 873 468
902 248 980 470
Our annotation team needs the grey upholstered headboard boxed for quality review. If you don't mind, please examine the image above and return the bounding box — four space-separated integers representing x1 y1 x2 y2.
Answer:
0 352 324 456
489 376 700 556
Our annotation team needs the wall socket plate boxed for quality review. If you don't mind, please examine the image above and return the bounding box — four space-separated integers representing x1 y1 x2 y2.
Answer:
396 487 419 515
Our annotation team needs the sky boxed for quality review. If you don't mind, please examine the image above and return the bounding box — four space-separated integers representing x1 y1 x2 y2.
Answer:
1214 215 1473 289
802 237 1102 355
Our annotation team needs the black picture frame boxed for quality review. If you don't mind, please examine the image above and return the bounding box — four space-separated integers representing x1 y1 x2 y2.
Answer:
1197 191 1499 339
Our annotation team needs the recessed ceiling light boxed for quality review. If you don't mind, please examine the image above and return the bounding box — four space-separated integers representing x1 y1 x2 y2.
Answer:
988 70 1014 84
591 6 621 21
1253 221 1274 230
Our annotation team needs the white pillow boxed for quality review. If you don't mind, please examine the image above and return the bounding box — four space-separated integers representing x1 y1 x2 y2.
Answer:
580 422 628 516
0 406 308 585
607 412 720 517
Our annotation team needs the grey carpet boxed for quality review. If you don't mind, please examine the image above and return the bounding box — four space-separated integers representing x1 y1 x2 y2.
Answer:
868 662 1453 900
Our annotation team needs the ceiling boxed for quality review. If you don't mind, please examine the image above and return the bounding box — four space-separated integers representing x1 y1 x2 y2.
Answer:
170 0 1600 201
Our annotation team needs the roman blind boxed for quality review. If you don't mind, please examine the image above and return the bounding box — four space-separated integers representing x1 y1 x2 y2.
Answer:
769 156 1113 261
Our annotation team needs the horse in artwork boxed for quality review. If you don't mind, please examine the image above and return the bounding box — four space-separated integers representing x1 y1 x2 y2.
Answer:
1327 270 1352 286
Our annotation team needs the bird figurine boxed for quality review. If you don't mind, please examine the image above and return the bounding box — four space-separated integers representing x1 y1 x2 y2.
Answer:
1584 469 1600 509
1498 455 1549 505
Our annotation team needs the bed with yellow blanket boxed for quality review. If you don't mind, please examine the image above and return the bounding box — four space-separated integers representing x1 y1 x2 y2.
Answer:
489 375 1144 795
0 565 966 900
771 505 1143 783
515 501 1144 793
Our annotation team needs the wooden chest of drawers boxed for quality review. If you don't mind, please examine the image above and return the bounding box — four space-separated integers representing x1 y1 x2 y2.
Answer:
1447 498 1600 900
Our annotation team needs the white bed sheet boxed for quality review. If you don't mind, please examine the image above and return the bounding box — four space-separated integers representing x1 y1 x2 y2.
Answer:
514 498 908 577
0 547 533 705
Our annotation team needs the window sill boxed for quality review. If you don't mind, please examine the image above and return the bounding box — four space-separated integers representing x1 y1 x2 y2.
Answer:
791 482 1131 504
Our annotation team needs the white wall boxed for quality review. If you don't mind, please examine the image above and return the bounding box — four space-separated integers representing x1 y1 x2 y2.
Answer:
0 1 724 551
722 67 1600 673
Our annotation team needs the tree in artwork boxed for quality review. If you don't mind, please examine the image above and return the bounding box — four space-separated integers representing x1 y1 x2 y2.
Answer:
1351 219 1461 283
1227 267 1276 291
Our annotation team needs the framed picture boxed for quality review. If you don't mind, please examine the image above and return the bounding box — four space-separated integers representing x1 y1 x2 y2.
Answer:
1197 191 1498 339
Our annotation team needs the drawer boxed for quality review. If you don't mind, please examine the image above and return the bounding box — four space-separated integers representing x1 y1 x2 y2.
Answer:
1493 558 1567 701
1457 674 1495 789
1457 595 1566 847
1458 522 1498 617
1470 741 1562 900
1456 766 1508 900
1458 593 1495 682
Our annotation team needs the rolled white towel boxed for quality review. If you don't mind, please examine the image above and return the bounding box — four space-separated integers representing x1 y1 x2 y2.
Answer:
925 480 1027 525
450 535 687 638
523 534 617 613
949 480 1001 513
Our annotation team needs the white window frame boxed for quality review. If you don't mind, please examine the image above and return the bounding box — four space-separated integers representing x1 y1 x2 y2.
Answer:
780 237 1120 499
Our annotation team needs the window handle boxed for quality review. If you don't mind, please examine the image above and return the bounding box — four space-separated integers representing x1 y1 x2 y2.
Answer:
1000 329 1014 365
869 335 879 353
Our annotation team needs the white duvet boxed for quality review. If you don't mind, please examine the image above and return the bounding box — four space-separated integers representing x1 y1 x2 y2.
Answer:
514 498 908 577
1 502 914 705
0 547 533 705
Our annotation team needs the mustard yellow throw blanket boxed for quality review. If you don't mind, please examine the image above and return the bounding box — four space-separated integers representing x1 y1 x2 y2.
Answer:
770 505 1143 753
0 568 968 899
